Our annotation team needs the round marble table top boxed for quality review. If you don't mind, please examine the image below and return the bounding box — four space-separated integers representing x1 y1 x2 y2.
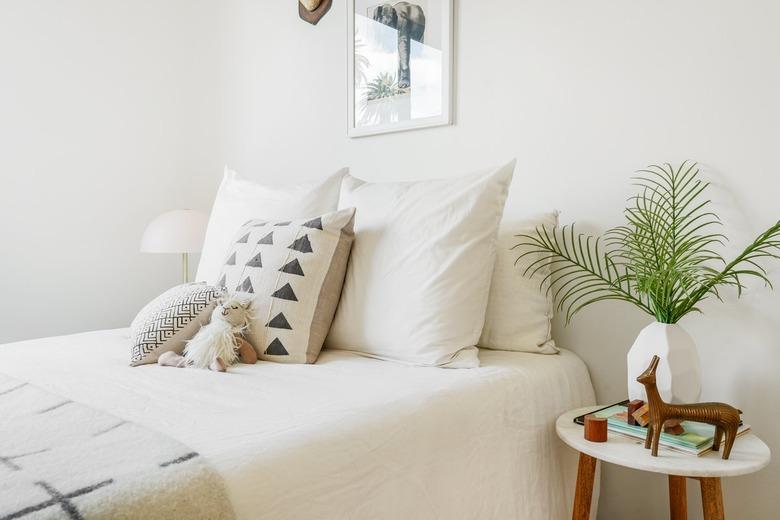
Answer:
556 406 771 478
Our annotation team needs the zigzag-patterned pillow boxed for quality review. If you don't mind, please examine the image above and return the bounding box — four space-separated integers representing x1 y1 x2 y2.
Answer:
129 283 223 366
218 207 355 364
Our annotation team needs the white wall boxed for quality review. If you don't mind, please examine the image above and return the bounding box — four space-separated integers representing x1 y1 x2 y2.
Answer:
218 1 780 519
1 1 778 518
0 0 221 343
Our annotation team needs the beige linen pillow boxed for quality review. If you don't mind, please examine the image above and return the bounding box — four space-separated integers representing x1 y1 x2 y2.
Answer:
218 208 356 363
478 212 559 354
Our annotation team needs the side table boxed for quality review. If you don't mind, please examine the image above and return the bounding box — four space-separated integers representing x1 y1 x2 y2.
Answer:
556 406 771 520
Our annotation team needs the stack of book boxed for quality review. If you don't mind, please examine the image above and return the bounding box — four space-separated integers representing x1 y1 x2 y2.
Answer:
586 402 750 456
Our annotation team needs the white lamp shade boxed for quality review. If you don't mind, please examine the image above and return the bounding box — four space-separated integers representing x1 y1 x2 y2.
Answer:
141 209 209 254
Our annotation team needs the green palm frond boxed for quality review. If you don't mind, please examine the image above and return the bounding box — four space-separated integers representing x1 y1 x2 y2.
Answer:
515 162 780 324
514 224 653 323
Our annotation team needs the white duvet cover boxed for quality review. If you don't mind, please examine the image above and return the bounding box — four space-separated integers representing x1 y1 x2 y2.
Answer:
0 329 596 520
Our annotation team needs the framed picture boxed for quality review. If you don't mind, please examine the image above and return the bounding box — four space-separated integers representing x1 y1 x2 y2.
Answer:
347 0 453 137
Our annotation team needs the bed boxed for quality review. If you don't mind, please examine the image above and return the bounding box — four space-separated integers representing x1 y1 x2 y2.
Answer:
0 328 596 519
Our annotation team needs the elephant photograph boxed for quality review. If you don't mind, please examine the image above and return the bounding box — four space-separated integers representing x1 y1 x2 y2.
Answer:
372 2 426 90
348 0 452 137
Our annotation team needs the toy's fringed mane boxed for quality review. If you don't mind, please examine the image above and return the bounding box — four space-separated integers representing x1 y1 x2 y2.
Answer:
183 293 254 369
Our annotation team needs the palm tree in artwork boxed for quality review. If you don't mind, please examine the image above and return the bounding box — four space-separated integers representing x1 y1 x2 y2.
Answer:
366 72 399 100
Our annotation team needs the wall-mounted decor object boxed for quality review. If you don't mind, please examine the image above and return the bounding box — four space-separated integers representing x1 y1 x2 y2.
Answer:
299 0 332 25
637 356 743 459
348 0 453 137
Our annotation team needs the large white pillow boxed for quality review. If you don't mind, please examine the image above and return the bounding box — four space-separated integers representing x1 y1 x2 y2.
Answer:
195 168 346 284
478 212 559 354
326 161 515 368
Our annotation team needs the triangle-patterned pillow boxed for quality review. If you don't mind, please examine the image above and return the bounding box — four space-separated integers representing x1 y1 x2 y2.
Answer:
218 207 356 363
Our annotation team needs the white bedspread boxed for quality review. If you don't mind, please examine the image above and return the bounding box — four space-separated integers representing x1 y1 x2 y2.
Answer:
0 329 596 520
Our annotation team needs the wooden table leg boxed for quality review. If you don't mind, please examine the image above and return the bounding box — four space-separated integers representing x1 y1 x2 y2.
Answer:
572 452 597 520
668 475 687 520
699 477 725 520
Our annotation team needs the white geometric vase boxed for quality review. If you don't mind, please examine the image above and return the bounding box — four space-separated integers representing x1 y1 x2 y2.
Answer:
626 322 702 404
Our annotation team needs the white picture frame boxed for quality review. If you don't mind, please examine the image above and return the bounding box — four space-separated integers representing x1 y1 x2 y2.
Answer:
347 0 453 138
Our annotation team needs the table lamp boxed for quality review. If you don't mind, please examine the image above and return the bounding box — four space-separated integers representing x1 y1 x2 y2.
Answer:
141 209 209 283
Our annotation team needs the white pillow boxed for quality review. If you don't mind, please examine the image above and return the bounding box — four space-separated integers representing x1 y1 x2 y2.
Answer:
195 167 346 284
478 212 559 354
326 161 515 368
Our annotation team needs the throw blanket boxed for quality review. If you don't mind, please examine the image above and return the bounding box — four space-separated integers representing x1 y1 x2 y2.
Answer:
0 374 234 520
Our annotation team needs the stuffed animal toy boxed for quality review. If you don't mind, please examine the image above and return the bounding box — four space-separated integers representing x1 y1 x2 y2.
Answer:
158 294 257 372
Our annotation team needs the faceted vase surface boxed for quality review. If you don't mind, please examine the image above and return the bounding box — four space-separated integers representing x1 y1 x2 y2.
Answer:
627 322 701 403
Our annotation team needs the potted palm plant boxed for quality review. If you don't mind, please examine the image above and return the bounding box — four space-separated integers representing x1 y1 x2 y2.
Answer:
515 162 780 402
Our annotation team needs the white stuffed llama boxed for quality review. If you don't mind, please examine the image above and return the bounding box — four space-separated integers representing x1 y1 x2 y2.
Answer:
158 294 257 372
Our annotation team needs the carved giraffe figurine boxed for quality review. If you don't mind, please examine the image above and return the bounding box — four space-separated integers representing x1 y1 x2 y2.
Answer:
636 355 742 459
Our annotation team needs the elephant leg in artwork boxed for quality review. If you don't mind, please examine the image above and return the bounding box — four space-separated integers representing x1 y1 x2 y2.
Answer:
396 18 425 89
397 34 412 89
373 3 426 90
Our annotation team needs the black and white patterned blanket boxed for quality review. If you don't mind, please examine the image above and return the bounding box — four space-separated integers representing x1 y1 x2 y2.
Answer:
0 374 234 520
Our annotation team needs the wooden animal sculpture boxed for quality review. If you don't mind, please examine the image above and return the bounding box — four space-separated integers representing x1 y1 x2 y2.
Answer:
636 355 742 459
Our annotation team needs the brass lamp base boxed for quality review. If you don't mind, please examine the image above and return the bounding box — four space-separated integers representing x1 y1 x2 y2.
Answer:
182 253 190 283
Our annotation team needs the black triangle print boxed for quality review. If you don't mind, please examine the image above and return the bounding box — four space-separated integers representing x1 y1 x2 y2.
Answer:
288 234 313 253
226 252 237 266
274 221 291 227
271 283 297 301
240 277 254 293
257 231 274 245
236 232 250 244
266 312 292 330
279 258 305 276
264 338 289 356
302 217 323 230
246 252 263 268
217 274 227 287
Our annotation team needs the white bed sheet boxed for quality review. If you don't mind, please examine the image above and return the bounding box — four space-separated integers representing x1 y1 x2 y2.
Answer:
0 329 596 519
